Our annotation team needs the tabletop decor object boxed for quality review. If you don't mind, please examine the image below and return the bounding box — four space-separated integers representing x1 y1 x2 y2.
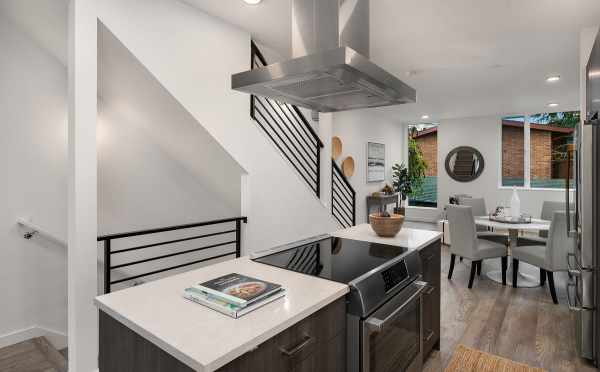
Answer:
369 212 404 237
510 186 521 218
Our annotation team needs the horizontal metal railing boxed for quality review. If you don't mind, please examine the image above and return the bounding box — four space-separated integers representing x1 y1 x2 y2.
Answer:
98 217 247 294
331 160 356 228
250 41 323 197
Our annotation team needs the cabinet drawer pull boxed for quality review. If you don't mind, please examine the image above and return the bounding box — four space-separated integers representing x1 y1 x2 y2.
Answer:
280 334 314 357
424 285 435 295
423 254 435 262
423 330 435 343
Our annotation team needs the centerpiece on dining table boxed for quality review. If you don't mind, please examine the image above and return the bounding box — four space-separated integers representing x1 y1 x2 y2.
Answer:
488 187 532 224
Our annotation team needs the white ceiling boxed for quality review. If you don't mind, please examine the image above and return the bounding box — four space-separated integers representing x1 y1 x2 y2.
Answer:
182 0 600 122
4 0 600 122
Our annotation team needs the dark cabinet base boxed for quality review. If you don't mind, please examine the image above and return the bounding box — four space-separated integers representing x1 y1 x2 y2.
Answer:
419 240 442 362
99 298 346 372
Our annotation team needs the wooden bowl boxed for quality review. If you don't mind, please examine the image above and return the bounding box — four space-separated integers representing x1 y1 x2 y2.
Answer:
332 136 342 159
369 213 405 237
342 156 355 177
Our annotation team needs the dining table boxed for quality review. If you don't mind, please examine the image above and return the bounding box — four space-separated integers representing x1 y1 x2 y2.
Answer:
475 216 551 288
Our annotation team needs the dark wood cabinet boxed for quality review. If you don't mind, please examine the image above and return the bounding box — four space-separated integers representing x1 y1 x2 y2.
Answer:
217 297 346 372
99 298 346 372
419 240 441 361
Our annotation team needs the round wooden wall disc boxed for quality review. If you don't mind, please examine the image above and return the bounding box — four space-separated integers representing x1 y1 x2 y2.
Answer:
332 136 342 159
342 156 355 177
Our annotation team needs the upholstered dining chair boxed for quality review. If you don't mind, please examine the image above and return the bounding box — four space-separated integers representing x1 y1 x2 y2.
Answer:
458 196 509 245
512 211 575 304
517 201 565 246
446 205 509 288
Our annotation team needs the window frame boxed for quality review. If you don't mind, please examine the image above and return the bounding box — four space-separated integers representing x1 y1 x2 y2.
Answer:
498 113 575 191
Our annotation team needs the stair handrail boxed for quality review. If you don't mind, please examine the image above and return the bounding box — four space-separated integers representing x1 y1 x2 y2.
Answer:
331 160 356 227
249 42 323 148
17 217 67 247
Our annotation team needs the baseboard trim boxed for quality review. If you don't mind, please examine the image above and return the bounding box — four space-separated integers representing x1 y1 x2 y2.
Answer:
0 325 67 350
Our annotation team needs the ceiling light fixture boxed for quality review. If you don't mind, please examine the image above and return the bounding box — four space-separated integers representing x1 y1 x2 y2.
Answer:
242 0 262 4
546 75 560 83
547 102 559 108
421 115 430 120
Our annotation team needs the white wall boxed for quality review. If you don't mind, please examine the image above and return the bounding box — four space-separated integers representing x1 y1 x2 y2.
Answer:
0 16 68 348
97 0 339 255
332 110 406 225
98 25 243 234
408 115 570 222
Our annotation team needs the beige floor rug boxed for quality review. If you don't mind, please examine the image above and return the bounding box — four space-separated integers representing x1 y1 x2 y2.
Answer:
445 344 546 372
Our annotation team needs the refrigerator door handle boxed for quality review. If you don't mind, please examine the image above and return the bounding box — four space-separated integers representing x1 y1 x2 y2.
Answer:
567 253 582 277
566 282 582 312
565 148 573 236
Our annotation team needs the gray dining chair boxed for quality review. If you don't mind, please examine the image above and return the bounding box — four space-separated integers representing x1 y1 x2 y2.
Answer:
517 201 565 246
446 204 509 288
511 211 575 304
458 196 509 244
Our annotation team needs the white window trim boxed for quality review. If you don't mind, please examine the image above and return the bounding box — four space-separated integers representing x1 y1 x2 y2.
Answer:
499 114 574 191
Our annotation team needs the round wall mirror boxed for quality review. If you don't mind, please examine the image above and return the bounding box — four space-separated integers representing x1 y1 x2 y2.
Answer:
444 146 485 182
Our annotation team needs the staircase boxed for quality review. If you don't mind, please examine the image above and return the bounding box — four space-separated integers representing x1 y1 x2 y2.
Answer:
251 42 356 227
250 42 324 197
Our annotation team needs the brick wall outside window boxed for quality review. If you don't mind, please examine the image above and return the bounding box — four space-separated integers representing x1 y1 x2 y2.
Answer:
414 132 437 177
501 126 524 180
530 129 552 180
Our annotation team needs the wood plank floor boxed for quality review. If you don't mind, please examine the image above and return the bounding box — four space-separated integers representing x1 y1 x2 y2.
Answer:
423 243 598 372
0 337 67 372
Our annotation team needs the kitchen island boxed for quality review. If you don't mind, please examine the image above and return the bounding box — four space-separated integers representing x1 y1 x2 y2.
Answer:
95 225 441 372
95 256 348 372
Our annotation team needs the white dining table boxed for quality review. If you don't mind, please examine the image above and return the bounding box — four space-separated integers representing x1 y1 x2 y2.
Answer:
475 216 551 288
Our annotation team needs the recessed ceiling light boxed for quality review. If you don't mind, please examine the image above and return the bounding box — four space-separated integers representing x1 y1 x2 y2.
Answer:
421 115 430 120
546 75 560 83
243 0 262 4
547 102 559 108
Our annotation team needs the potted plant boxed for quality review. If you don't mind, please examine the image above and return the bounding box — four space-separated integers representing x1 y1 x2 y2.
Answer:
392 163 411 215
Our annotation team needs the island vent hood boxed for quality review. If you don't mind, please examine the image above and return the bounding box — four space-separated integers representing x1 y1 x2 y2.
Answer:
231 0 416 113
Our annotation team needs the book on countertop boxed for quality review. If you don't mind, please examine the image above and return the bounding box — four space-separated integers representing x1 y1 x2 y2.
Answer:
190 273 282 307
183 287 286 319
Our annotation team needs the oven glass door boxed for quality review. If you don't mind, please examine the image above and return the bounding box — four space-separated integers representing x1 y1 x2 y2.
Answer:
362 281 425 372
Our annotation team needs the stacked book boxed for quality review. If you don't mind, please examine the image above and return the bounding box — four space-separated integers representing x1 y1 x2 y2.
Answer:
183 273 285 318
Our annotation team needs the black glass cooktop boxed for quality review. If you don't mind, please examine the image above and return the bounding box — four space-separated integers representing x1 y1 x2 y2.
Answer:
253 236 409 283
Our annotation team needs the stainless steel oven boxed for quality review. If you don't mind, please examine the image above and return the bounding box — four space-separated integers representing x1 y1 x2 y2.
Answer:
361 280 426 372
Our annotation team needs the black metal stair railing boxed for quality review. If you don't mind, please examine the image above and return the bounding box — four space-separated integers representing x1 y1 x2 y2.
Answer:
331 160 356 228
250 41 324 197
98 217 247 294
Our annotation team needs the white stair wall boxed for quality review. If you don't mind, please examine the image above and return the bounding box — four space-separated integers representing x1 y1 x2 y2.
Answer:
98 0 339 255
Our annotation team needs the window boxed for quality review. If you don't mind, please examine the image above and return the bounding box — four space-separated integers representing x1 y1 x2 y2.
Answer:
529 112 577 188
500 111 578 189
501 116 525 187
408 124 438 207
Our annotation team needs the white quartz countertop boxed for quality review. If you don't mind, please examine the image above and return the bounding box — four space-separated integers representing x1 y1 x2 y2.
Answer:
94 256 349 372
330 224 442 250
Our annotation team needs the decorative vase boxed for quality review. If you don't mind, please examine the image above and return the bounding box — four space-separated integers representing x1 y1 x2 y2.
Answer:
510 186 521 218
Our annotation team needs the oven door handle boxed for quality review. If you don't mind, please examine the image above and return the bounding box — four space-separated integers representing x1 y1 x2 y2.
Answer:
365 281 427 334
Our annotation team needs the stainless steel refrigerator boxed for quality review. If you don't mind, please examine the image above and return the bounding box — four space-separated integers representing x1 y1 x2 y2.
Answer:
567 28 600 365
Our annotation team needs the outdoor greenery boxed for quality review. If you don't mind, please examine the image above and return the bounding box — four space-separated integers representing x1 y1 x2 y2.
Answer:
392 136 428 200
529 111 580 128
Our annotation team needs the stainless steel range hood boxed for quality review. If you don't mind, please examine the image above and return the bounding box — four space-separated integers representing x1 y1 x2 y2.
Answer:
231 0 416 113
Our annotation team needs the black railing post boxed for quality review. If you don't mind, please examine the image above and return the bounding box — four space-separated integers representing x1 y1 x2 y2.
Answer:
316 145 321 198
352 190 356 226
104 239 111 294
235 219 242 258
